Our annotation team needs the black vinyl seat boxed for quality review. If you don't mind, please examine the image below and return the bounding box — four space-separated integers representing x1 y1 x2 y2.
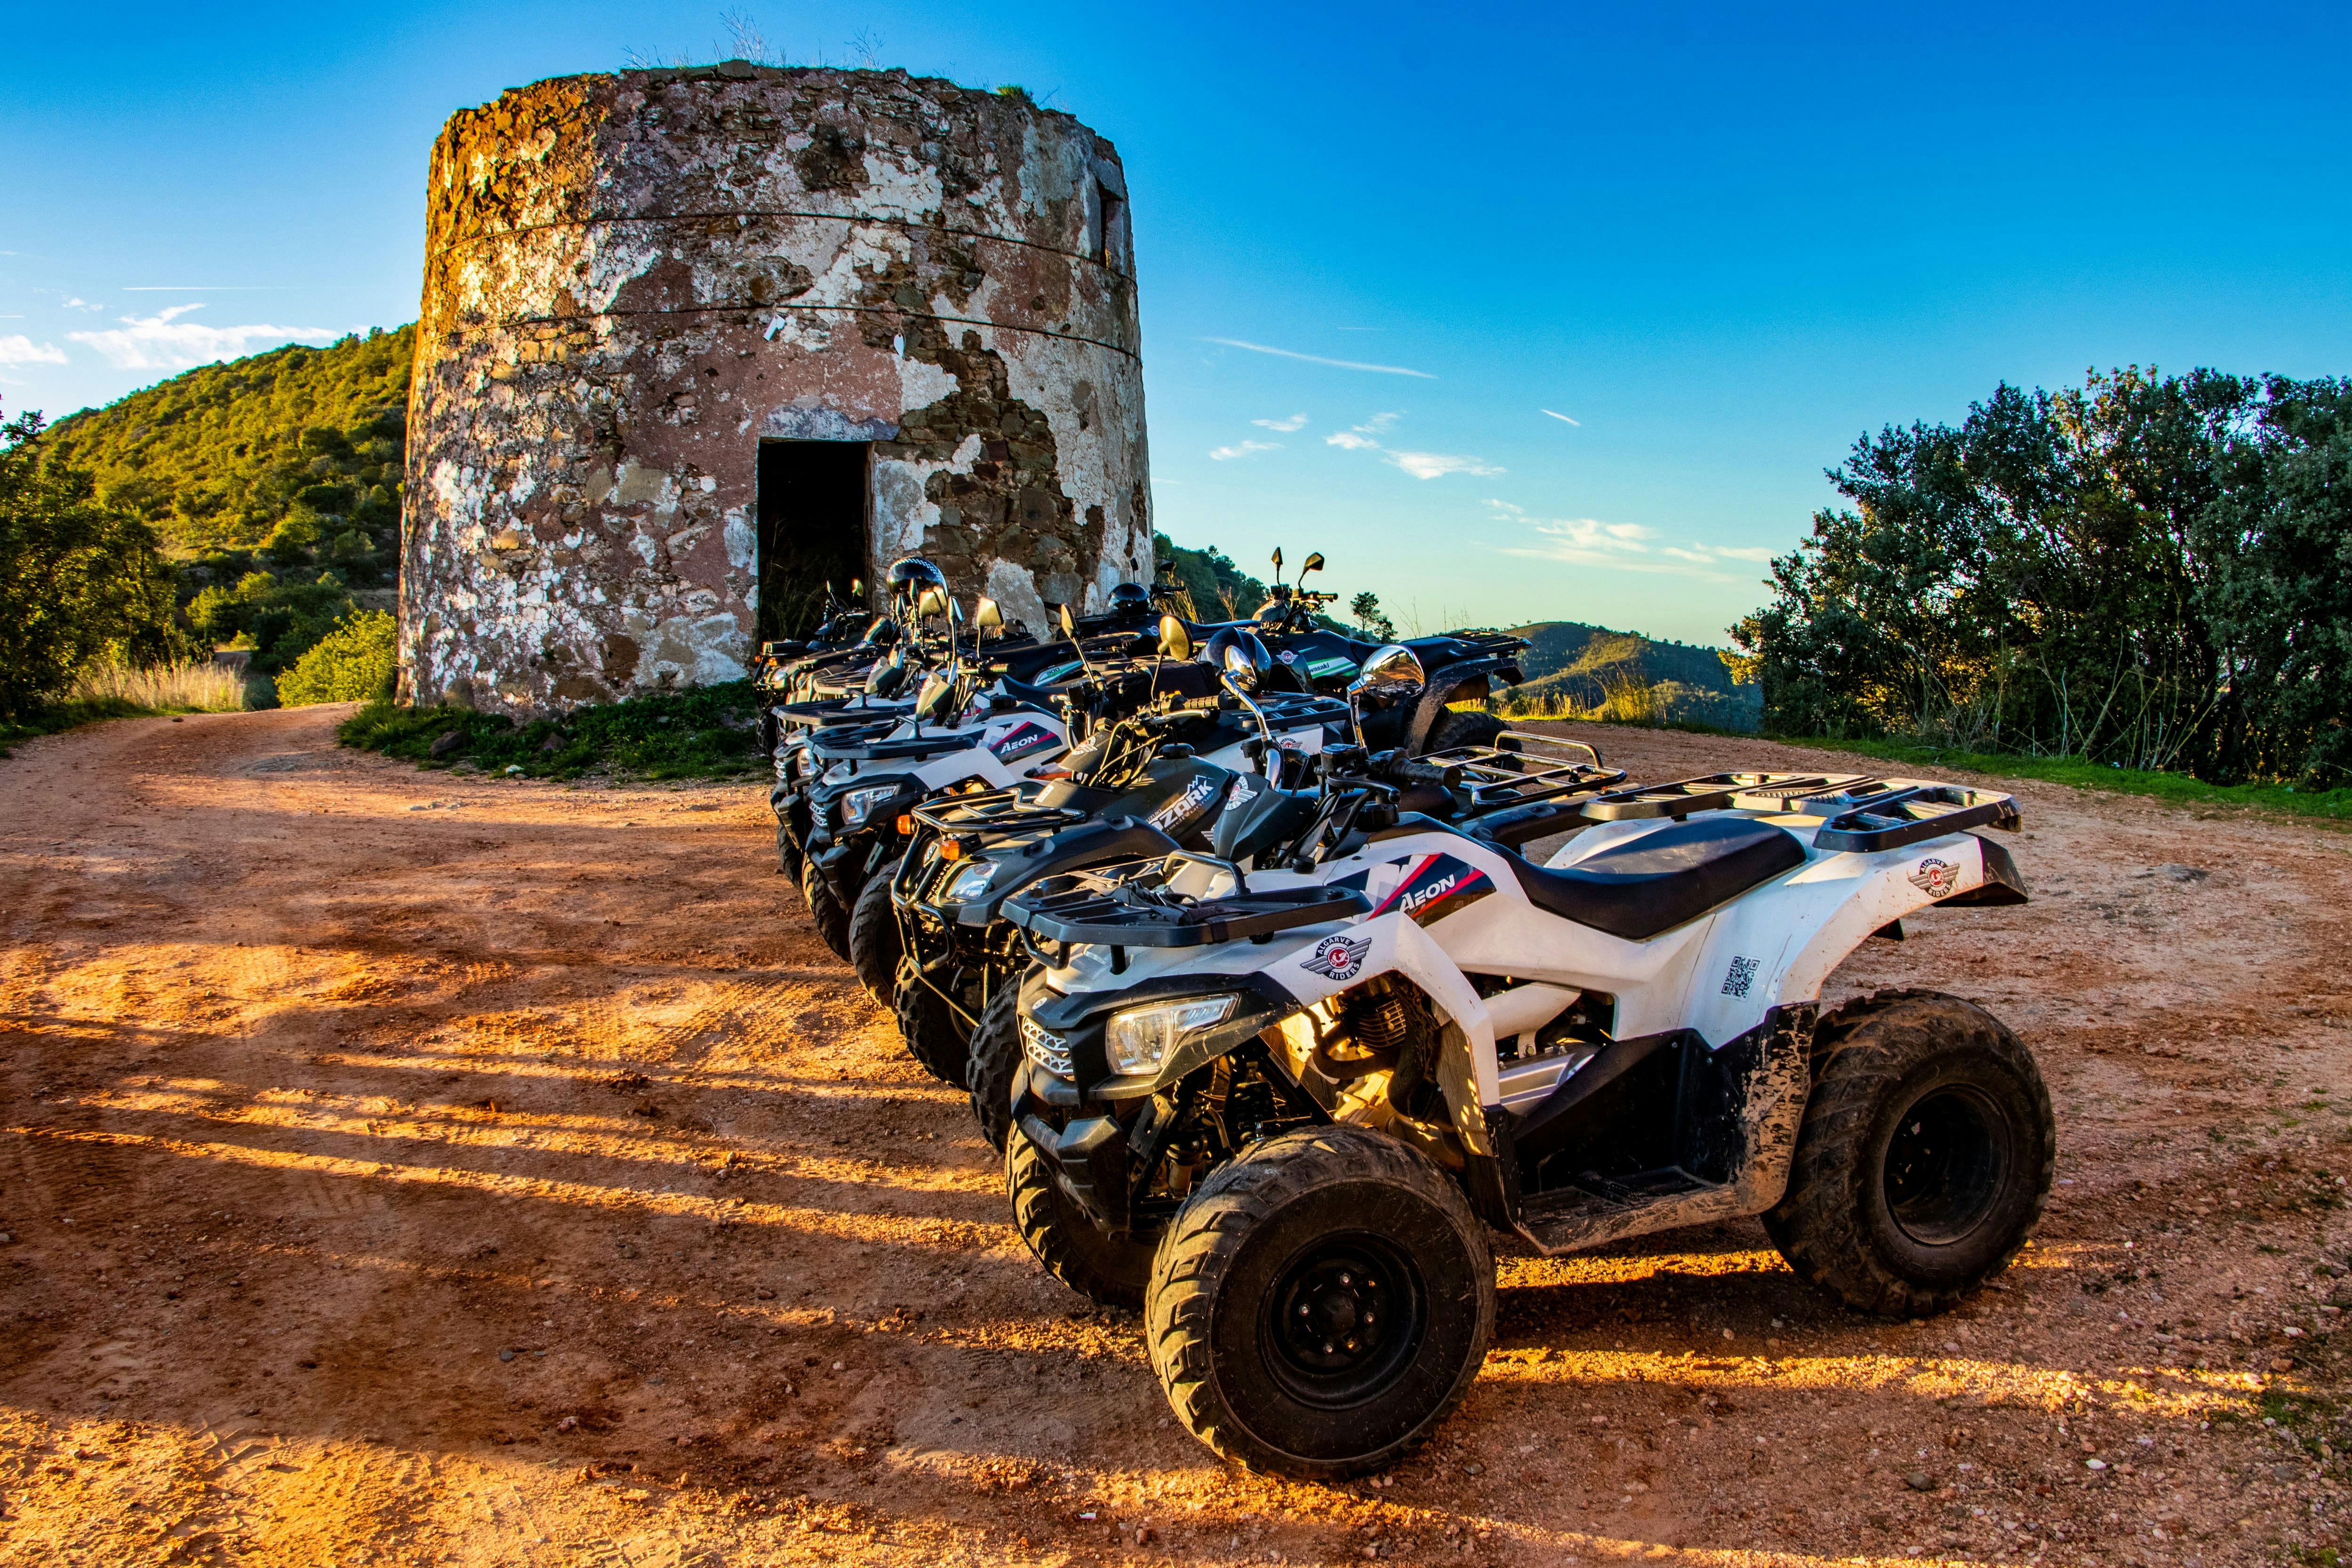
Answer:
1504 814 1806 941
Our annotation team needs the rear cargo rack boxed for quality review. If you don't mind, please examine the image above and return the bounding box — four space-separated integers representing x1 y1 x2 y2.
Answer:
1802 780 2021 852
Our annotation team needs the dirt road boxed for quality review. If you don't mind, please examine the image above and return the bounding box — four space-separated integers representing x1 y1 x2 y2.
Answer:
1 708 2346 1567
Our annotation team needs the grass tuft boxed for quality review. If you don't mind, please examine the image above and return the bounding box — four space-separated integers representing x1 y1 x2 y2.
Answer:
70 659 249 713
1783 736 2352 823
339 680 764 781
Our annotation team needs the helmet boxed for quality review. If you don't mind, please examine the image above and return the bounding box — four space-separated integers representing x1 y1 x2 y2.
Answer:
1108 581 1150 609
1203 627 1274 692
884 557 947 597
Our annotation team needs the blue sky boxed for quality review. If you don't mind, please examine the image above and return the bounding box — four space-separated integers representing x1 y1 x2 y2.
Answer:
6 2 2348 645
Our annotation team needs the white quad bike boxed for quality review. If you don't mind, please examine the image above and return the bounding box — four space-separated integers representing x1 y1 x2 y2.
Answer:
997 754 2053 1477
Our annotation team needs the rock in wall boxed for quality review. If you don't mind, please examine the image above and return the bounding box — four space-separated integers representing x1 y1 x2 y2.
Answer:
403 64 1150 712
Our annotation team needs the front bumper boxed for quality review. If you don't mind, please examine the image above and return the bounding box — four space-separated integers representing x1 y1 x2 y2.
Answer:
1010 967 1299 1233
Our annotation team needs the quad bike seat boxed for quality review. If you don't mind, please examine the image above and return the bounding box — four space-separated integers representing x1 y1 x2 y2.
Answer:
1504 814 1805 941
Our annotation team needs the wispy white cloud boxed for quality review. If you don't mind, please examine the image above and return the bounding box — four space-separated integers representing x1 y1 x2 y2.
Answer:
1252 413 1310 432
67 304 336 371
1388 450 1503 480
60 297 105 313
0 335 69 366
1324 412 1398 451
1201 338 1434 379
1540 408 1581 426
1491 499 1777 580
1209 438 1281 462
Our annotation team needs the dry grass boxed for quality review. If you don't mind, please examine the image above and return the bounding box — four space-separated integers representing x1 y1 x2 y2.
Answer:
70 658 248 713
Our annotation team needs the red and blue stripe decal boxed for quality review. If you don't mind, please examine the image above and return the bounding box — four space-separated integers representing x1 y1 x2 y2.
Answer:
1369 852 1494 926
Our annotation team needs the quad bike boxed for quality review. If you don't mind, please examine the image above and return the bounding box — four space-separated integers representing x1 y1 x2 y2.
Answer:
870 621 1396 1094
884 633 1597 1136
996 755 2050 1477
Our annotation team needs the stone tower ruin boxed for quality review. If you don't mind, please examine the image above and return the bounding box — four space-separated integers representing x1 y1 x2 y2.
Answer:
400 64 1151 712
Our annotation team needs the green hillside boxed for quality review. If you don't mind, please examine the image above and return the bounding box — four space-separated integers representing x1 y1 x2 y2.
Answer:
1502 619 1760 730
44 326 413 679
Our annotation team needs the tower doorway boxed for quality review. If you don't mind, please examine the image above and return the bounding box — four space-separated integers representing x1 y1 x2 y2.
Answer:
755 440 872 644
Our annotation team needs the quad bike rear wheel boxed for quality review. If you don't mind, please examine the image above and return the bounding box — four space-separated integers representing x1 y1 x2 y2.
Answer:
1146 1126 1493 1478
846 872 902 1008
774 814 803 881
1008 1125 1153 1309
800 858 851 961
1424 708 1509 753
892 958 971 1088
1764 989 2054 1318
965 978 1023 1153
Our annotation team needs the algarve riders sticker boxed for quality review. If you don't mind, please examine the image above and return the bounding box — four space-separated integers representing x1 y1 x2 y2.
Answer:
1907 856 1960 899
988 721 1059 763
1369 852 1495 927
1300 933 1372 980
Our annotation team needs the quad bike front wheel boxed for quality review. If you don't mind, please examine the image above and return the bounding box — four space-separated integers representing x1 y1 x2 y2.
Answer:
1008 1125 1153 1309
800 858 851 961
846 873 902 1008
892 958 971 1088
965 979 1023 1153
1424 708 1509 753
1146 1126 1493 1479
1764 989 2055 1318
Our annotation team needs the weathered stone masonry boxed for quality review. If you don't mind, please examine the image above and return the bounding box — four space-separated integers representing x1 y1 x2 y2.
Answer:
401 64 1151 712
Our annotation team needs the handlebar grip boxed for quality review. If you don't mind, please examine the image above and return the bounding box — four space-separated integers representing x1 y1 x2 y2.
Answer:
1394 759 1461 788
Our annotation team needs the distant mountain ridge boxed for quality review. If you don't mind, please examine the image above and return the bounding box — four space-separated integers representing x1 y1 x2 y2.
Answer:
1501 619 1760 729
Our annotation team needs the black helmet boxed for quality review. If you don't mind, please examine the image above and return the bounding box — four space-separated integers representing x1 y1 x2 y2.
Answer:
1109 581 1150 609
884 557 947 596
1203 627 1274 692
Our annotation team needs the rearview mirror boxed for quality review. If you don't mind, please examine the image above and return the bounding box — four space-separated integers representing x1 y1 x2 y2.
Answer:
1158 614 1193 661
1270 546 1283 574
914 670 953 721
850 577 864 602
974 596 1003 631
917 585 947 619
947 597 963 622
1301 551 1325 576
1058 603 1078 642
1347 643 1426 701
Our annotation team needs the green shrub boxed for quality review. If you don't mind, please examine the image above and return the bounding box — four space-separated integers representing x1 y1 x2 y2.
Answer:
339 679 763 781
278 611 396 705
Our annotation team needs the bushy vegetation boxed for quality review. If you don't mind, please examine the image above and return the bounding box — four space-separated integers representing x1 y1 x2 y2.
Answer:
0 406 185 721
1732 368 2352 788
278 611 397 706
1154 533 1271 621
339 680 764 781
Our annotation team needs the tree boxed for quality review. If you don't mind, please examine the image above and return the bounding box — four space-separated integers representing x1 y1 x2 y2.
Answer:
0 406 183 720
1731 368 2352 785
1349 590 1397 641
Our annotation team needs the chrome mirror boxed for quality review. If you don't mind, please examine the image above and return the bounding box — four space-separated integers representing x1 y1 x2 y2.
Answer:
1158 614 1193 661
1347 643 1426 701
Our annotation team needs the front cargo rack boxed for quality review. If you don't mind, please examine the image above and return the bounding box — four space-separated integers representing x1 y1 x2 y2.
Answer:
1414 732 1624 811
1006 858 1370 959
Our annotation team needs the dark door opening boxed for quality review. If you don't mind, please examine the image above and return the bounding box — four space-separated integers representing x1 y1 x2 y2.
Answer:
756 439 871 645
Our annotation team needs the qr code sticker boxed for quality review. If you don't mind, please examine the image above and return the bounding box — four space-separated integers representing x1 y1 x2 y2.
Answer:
1721 955 1760 998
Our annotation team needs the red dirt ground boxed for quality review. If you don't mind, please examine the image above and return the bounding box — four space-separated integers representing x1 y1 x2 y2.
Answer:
0 707 2346 1568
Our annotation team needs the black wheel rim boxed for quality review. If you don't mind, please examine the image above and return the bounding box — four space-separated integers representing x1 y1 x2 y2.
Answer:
1259 1232 1427 1409
1883 1085 2008 1247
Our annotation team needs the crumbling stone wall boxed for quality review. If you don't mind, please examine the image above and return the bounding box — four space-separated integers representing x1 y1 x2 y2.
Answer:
402 64 1150 712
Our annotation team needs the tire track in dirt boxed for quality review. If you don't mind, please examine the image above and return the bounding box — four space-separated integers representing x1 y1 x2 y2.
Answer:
0 708 2345 1567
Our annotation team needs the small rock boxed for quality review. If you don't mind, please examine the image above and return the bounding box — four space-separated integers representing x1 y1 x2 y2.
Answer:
1462 1462 1483 1475
2272 1464 2302 1483
1905 1471 1934 1491
2085 1458 2107 1471
429 731 465 758
0 1233 12 1245
505 764 525 776
2156 864 2207 883
499 1348 516 1362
